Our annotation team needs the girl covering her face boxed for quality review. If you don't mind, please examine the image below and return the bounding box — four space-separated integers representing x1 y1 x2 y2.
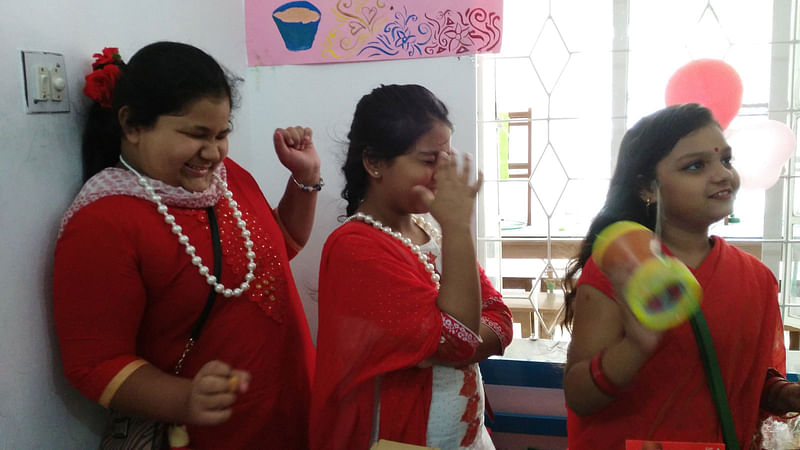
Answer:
310 84 513 450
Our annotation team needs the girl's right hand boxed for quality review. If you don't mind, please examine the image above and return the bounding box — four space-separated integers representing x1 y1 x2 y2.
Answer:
413 150 483 230
185 360 251 426
619 298 664 358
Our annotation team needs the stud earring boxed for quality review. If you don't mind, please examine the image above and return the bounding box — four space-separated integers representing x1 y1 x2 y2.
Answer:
645 198 652 207
373 171 380 177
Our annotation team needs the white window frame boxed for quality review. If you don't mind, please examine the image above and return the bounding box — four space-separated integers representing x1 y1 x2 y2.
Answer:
476 0 800 347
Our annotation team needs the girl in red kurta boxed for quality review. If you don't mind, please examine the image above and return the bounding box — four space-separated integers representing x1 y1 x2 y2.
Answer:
53 42 319 449
561 103 792 449
311 84 512 450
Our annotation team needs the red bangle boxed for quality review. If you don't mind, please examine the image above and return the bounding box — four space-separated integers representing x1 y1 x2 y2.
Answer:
589 350 627 397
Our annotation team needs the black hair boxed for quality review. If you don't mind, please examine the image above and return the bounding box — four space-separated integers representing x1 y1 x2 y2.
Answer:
341 84 452 216
81 41 240 181
561 103 718 330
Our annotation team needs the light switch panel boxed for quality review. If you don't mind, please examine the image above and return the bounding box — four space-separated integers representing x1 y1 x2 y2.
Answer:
22 50 69 114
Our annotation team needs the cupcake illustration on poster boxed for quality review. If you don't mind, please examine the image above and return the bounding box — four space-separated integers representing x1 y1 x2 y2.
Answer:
273 1 322 51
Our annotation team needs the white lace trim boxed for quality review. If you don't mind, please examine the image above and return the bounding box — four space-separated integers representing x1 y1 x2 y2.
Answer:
442 314 482 347
58 163 226 238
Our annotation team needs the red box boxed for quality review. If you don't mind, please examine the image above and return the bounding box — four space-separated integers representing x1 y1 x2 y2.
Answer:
625 440 724 450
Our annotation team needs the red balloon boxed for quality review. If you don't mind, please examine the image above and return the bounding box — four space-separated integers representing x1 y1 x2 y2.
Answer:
664 59 743 130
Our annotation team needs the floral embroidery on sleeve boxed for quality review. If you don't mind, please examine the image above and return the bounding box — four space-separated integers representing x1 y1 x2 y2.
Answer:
435 313 482 361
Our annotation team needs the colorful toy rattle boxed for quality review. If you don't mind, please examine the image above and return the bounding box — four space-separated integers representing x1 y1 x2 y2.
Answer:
592 221 702 330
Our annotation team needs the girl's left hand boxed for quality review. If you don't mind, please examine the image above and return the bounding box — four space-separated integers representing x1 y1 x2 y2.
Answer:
273 126 321 184
413 150 483 231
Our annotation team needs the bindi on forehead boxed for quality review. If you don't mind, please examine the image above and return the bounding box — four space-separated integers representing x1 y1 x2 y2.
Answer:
714 147 719 152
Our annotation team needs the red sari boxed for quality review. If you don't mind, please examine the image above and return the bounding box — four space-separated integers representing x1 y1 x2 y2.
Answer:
311 220 512 450
568 236 785 449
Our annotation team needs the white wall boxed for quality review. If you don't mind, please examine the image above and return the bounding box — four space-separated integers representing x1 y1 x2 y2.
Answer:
0 0 476 447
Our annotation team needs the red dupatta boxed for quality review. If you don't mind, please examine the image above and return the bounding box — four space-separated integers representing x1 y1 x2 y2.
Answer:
310 220 511 450
568 236 784 449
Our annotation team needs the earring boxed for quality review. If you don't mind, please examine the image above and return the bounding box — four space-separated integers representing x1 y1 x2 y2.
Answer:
372 171 380 177
645 198 652 207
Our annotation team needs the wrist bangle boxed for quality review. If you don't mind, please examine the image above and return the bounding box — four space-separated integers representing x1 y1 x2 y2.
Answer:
589 350 627 397
291 175 324 192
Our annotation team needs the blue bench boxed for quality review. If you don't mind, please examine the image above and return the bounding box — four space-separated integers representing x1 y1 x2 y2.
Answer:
480 358 799 438
480 358 567 437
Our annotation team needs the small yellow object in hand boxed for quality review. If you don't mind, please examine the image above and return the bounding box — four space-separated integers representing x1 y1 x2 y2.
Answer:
168 424 189 447
228 375 239 392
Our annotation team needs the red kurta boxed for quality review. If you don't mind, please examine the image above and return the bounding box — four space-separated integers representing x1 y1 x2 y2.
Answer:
568 236 785 449
311 220 512 450
53 159 314 449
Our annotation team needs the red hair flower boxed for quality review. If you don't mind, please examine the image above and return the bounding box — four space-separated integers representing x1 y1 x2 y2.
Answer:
84 47 124 108
91 47 121 70
83 64 121 109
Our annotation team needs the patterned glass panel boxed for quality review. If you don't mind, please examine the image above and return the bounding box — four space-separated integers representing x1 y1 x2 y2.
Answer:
530 144 568 217
494 58 549 119
529 18 570 94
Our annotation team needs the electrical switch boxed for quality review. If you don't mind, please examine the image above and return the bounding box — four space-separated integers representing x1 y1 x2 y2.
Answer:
51 64 65 101
21 50 69 113
36 66 51 102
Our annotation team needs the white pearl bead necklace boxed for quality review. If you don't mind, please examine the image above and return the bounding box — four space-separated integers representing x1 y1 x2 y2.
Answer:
346 212 440 290
119 157 256 298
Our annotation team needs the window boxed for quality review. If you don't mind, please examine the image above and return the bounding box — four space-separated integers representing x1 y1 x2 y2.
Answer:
477 0 798 350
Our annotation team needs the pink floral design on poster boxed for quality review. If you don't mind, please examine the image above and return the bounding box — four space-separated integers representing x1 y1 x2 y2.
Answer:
245 0 503 66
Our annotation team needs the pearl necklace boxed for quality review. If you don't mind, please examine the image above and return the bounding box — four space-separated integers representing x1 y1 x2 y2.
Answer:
346 212 440 290
119 157 256 298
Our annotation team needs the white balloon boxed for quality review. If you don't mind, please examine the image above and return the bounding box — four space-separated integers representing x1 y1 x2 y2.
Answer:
725 119 795 190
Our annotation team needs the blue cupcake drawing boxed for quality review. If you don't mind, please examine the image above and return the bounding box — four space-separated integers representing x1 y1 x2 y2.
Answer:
273 1 322 51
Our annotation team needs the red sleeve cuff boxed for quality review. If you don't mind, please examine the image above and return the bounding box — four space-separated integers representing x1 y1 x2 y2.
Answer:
482 316 512 351
481 294 513 350
63 354 144 406
435 313 482 361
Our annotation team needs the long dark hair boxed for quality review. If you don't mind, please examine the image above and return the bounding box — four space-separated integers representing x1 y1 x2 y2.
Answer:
341 84 452 216
561 103 718 330
81 41 240 181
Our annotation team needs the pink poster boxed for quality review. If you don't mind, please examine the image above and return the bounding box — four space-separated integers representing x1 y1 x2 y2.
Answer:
245 0 503 66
